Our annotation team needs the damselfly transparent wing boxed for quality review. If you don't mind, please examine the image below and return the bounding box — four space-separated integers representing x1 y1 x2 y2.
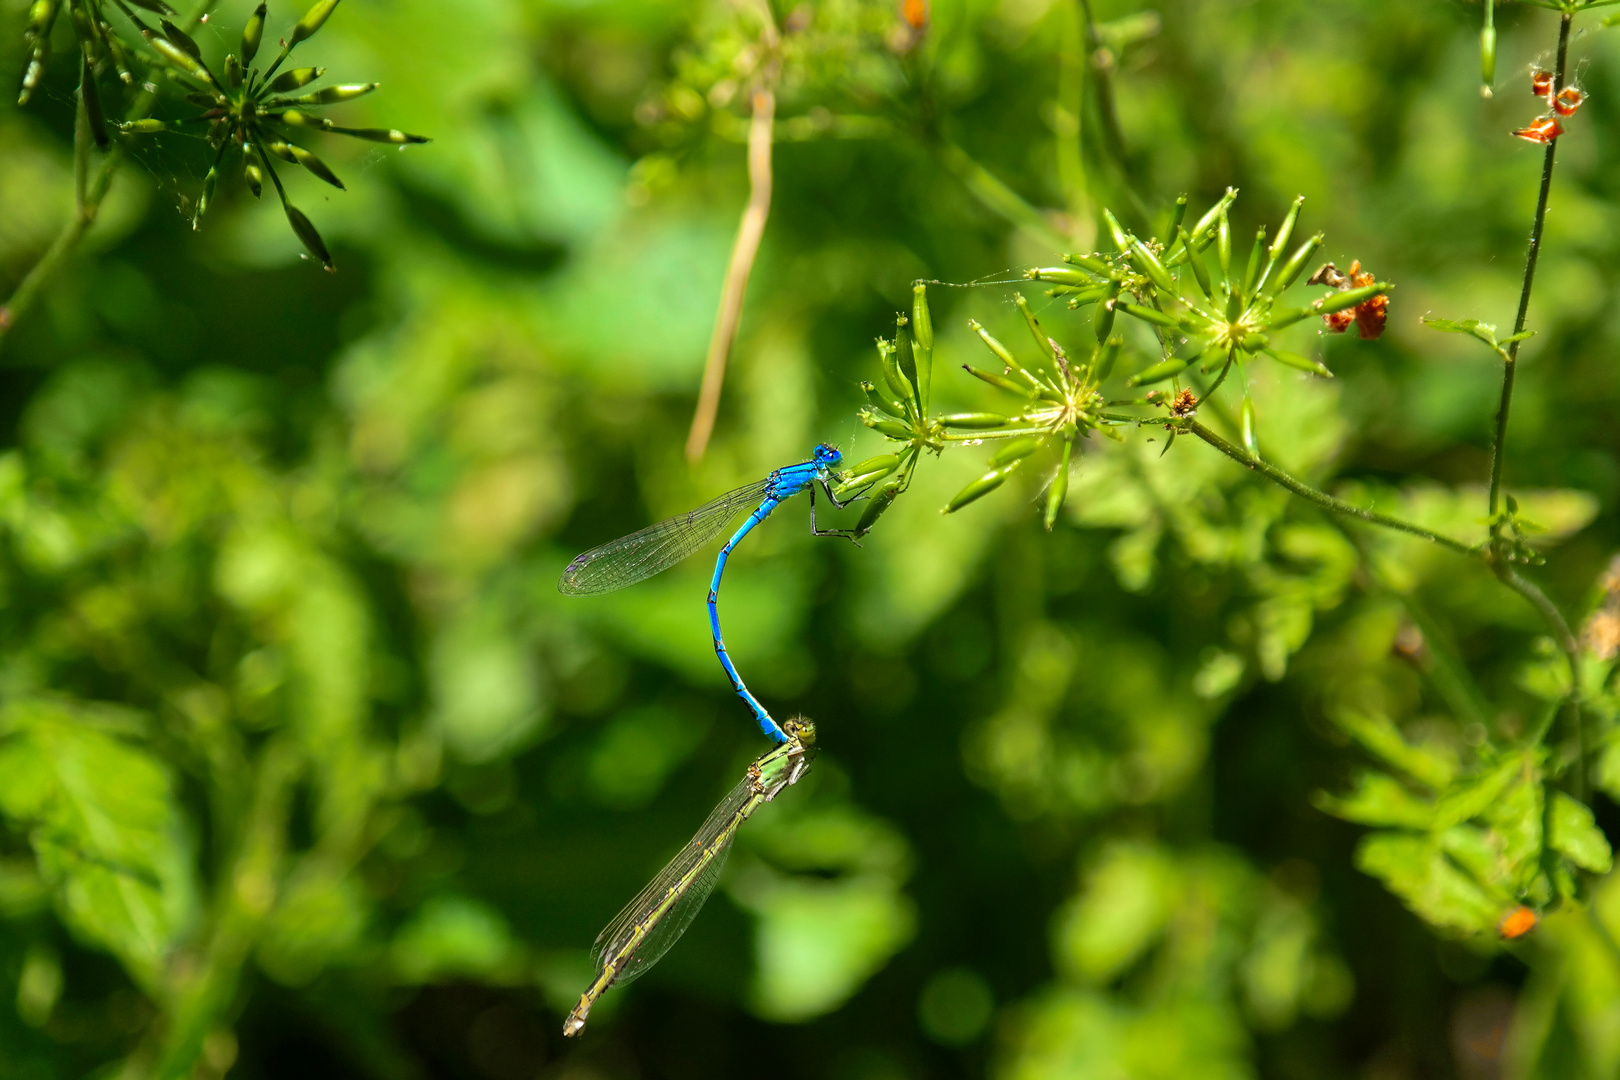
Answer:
558 478 774 595
590 774 759 987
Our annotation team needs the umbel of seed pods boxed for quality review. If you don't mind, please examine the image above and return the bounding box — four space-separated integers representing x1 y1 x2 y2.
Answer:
113 0 428 270
848 192 1391 527
1514 67 1585 144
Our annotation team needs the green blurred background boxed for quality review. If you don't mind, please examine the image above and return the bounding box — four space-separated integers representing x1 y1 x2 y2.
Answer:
2 0 1620 1077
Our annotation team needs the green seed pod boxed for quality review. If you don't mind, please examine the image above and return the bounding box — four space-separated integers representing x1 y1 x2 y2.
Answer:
989 437 1042 467
1062 252 1111 275
895 314 921 413
195 165 218 225
1182 187 1238 258
294 82 379 105
1240 333 1270 354
291 145 345 189
877 338 915 410
1313 281 1390 315
1015 294 1058 362
1128 235 1176 294
1269 196 1303 265
911 284 934 411
852 453 901 477
1092 335 1124 382
861 381 906 419
1216 210 1232 282
1063 285 1112 308
1166 194 1188 242
26 0 56 33
268 67 324 93
159 19 202 61
1268 233 1323 296
79 54 108 148
939 413 1014 429
1127 357 1192 386
242 2 267 64
149 34 212 81
962 365 1029 396
224 53 243 88
1240 225 1266 300
19 53 48 106
104 30 135 84
1094 281 1121 344
967 320 1031 379
838 455 902 495
290 0 342 47
1102 208 1131 252
1267 307 1311 330
863 416 915 440
945 461 1022 513
326 125 430 144
1177 227 1213 300
1240 396 1258 457
283 203 334 271
245 161 264 197
1263 347 1331 377
1044 438 1073 531
1481 0 1496 90
855 480 902 535
120 118 169 133
1117 301 1179 330
1028 267 1094 287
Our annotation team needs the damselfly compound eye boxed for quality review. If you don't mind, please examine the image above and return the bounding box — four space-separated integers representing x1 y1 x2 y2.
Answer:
1531 69 1554 99
1553 86 1584 117
1512 116 1563 144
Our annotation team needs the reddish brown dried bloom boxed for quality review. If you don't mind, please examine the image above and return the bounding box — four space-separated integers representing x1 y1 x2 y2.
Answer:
1583 610 1620 661
1169 388 1197 417
1531 69 1554 99
1553 86 1585 117
1313 259 1386 339
1513 116 1563 144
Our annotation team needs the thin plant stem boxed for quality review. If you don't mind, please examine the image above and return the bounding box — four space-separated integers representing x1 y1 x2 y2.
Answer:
0 0 216 351
686 3 779 462
1184 418 1477 556
1488 12 1572 520
936 141 1068 250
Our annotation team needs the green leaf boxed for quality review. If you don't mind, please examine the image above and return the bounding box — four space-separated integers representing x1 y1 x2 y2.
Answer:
1312 771 1433 828
1549 792 1613 873
1354 832 1499 934
0 699 197 990
1326 710 1456 790
1420 317 1498 348
1433 754 1524 830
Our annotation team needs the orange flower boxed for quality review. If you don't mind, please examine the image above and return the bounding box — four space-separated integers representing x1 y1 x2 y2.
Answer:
1499 905 1538 939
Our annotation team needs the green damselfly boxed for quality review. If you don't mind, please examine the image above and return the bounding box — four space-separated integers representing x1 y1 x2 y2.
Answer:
563 717 817 1036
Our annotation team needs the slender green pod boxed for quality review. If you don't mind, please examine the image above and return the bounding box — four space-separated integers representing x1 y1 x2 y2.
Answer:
1044 439 1073 530
912 284 934 412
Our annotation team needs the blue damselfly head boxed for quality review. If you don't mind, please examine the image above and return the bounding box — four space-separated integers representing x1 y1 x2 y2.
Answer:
782 715 817 745
813 444 843 468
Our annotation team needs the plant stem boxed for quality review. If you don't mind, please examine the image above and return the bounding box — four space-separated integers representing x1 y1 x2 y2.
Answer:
1185 418 1477 556
1487 11 1571 520
0 0 215 352
936 141 1068 250
686 2 780 462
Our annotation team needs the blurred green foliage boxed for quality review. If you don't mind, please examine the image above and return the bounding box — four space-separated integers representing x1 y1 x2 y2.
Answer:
3 0 1620 1078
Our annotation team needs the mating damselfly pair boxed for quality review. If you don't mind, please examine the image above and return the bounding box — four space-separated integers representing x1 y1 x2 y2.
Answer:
557 445 859 1035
